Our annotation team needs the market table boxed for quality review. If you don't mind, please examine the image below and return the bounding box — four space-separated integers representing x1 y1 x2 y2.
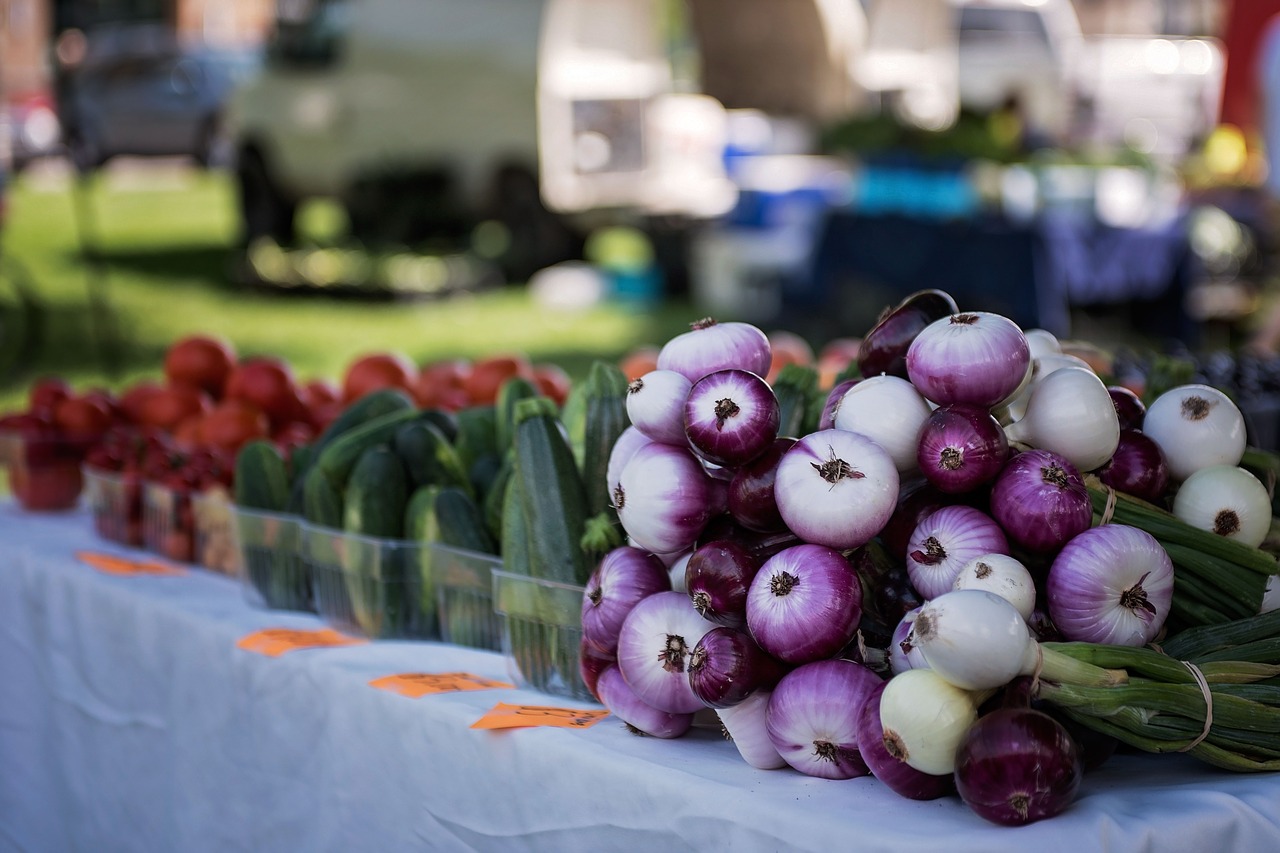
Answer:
3 501 1280 852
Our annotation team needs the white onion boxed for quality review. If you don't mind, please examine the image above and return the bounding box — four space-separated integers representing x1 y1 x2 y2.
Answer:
877 668 981 776
1142 384 1246 481
717 689 788 770
1023 329 1062 360
1172 465 1272 549
905 589 1037 691
608 426 654 506
626 370 692 446
1004 367 1119 472
952 553 1036 621
832 375 933 473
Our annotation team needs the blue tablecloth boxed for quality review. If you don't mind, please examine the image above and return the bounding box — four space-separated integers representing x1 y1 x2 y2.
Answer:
3 502 1280 852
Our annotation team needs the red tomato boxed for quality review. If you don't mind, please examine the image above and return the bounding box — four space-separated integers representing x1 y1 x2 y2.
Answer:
464 354 534 406
198 400 270 454
343 352 416 403
137 385 213 433
273 420 316 455
225 358 303 427
301 378 340 410
164 335 238 399
766 330 816 383
414 359 472 411
532 363 572 406
817 337 862 390
119 382 166 425
11 459 83 511
53 396 114 440
29 377 71 419
618 346 660 382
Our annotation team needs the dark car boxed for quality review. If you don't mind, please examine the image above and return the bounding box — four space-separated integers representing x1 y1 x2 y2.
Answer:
63 45 261 171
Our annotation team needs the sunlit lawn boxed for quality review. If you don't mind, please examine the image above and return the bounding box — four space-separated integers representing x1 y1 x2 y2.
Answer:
0 162 697 412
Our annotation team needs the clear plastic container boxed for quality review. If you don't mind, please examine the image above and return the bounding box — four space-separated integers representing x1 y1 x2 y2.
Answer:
233 507 312 612
83 466 145 546
2 429 88 511
492 570 591 701
193 488 238 576
306 525 437 641
143 481 195 562
432 543 501 650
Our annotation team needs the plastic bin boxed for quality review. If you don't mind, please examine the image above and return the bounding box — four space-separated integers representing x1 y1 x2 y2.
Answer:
432 543 501 650
1 429 88 511
143 481 195 562
233 507 311 612
192 488 237 575
307 525 436 640
83 466 145 546
492 570 591 701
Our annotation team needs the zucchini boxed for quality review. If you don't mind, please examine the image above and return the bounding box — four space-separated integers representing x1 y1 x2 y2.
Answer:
558 375 591 469
418 408 459 444
501 472 532 577
580 360 630 519
423 487 498 649
404 484 445 542
513 396 590 585
233 440 290 512
393 420 472 495
342 446 415 638
482 448 516 544
468 451 505 511
496 375 542 454
313 387 415 453
302 465 344 529
314 407 420 493
453 405 498 475
343 446 409 539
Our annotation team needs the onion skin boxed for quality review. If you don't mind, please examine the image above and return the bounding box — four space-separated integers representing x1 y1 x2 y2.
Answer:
1096 429 1169 503
727 437 796 532
765 659 882 779
916 404 1009 494
990 449 1092 554
954 707 1083 826
657 318 772 384
684 369 780 468
857 289 959 379
857 680 954 800
581 546 674 656
615 591 715 714
688 626 788 708
596 665 695 739
818 378 860 431
1108 386 1146 432
684 539 762 628
746 544 863 664
615 441 718 555
906 312 1031 408
905 505 1010 601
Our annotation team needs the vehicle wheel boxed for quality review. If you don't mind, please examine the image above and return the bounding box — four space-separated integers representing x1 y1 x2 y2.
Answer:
237 148 296 245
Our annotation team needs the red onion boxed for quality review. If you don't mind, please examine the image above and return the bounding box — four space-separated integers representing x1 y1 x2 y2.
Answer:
657 317 772 383
906 312 1031 408
856 680 953 800
684 368 780 467
596 664 694 739
696 515 803 566
1046 524 1173 646
1108 385 1146 432
581 546 673 656
905 505 1009 600
817 378 859 431
773 429 899 551
881 479 949 561
1096 429 1170 503
888 606 927 674
684 539 762 629
579 639 615 702
726 437 795 532
989 449 1092 554
615 441 718 555
688 626 787 708
954 707 1083 825
765 658 882 779
626 369 692 446
857 289 959 379
916 403 1009 494
606 426 654 508
615 591 715 713
745 544 862 664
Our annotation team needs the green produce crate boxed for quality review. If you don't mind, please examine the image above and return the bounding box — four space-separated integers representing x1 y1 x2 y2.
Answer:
492 570 591 701
308 525 437 641
234 507 312 613
433 543 501 651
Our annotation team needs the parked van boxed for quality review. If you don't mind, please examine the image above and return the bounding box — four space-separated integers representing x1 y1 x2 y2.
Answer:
226 0 867 279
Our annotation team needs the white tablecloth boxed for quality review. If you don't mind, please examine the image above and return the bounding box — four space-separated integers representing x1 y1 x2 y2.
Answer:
2 502 1279 852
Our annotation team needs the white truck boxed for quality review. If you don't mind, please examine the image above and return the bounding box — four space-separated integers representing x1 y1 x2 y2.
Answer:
227 0 868 279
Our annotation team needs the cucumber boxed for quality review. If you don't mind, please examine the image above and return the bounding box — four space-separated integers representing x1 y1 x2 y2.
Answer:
393 420 472 496
500 472 532 577
772 363 818 439
342 446 414 638
453 405 498 475
559 377 590 469
418 408 459 444
233 440 290 512
513 396 590 585
343 446 409 539
313 387 415 453
580 360 630 520
496 375 542 454
430 487 497 554
289 443 315 485
302 465 345 528
423 487 498 649
404 484 444 542
482 448 516 544
468 451 505 510
314 407 420 494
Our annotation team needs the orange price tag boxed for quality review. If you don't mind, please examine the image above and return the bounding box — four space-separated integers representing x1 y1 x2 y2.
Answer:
236 628 367 657
369 672 515 698
471 702 609 730
77 551 187 577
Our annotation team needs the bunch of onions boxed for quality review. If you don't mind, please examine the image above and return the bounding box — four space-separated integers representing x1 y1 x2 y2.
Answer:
990 449 1092 554
1142 384 1246 481
905 312 1031 408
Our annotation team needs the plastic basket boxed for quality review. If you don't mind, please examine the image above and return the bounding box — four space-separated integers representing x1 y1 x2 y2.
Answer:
192 488 238 575
83 466 144 546
233 507 312 612
492 570 591 701
143 481 194 562
2 429 88 511
306 525 437 640
432 543 501 651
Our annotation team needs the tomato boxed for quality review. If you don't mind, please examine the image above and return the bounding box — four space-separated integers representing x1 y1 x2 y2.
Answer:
136 384 213 433
766 330 816 384
532 363 573 406
119 382 165 425
225 357 303 427
308 401 344 433
817 337 862 390
172 415 205 450
618 346 660 381
11 458 83 511
29 377 71 419
301 378 340 410
164 335 237 399
80 387 122 422
53 395 114 441
414 359 472 410
198 400 270 454
464 354 534 406
343 352 416 403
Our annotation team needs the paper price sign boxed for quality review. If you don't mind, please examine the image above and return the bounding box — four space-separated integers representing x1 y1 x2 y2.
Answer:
236 628 367 657
471 702 610 730
370 672 514 698
77 551 187 577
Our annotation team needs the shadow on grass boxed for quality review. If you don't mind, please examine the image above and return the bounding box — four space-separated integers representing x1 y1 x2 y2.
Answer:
86 244 240 293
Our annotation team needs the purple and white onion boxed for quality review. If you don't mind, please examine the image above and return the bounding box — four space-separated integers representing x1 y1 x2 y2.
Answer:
581 546 673 655
745 544 863 664
596 664 694 739
989 449 1092 554
905 505 1010 601
684 368 780 468
615 591 715 714
626 369 692 446
615 441 718 555
916 403 1009 494
765 659 882 779
905 312 1031 408
657 317 772 383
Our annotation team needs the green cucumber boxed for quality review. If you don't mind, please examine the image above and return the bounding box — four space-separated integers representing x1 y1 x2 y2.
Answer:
453 405 499 475
342 446 415 638
233 440 290 512
496 376 542 454
482 449 516 545
501 472 532 577
343 445 409 539
580 360 630 520
404 484 444 542
314 407 420 493
418 408 459 444
313 387 415 453
513 396 590 585
302 465 344 528
393 420 472 495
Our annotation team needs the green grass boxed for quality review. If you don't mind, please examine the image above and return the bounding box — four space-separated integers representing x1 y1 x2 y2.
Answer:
0 166 696 412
